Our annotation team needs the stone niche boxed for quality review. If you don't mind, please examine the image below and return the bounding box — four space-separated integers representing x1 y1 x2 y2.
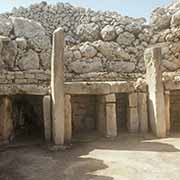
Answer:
170 91 180 132
71 95 97 136
0 95 45 143
116 93 129 131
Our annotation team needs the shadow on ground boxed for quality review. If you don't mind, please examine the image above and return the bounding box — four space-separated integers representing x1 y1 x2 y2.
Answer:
0 132 180 180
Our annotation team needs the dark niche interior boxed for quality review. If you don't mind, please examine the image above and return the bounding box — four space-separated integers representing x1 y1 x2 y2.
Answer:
12 95 44 142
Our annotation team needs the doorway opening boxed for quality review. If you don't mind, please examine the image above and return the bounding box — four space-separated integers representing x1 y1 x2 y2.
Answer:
116 93 128 132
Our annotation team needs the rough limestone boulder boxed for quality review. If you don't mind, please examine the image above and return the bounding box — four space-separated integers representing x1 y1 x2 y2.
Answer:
101 25 116 41
150 8 171 30
171 10 180 26
0 15 13 36
107 61 135 73
10 17 51 50
69 58 103 74
116 32 135 46
76 23 100 42
17 49 39 70
79 42 97 58
1 37 17 70
93 40 130 61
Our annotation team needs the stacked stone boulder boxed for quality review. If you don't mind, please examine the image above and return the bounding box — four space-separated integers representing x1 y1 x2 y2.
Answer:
150 0 180 72
5 1 153 81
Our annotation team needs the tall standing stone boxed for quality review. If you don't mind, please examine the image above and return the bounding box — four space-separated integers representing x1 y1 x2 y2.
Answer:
144 47 166 138
165 91 170 133
43 95 51 142
51 28 65 145
0 96 13 141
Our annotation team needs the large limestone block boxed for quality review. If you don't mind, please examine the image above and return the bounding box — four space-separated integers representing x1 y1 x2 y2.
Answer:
128 93 138 108
43 95 52 142
76 23 100 42
101 25 117 41
106 103 117 137
10 17 51 50
64 95 72 143
79 42 97 58
51 28 65 145
127 107 139 133
0 96 13 141
144 47 166 138
138 93 148 133
0 15 13 36
17 49 39 70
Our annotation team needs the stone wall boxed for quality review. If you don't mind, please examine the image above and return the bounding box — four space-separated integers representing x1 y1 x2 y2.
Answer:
150 0 180 72
3 1 153 81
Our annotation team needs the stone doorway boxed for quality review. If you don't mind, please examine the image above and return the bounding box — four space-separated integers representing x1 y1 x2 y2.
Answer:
71 95 98 138
170 91 180 132
116 93 128 132
12 95 44 142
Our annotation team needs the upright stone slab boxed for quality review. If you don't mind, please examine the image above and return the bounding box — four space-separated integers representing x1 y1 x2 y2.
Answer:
64 95 72 143
0 96 13 141
144 47 166 138
138 93 148 133
127 93 139 133
51 28 65 145
43 95 51 142
96 96 106 135
165 91 170 134
105 94 117 137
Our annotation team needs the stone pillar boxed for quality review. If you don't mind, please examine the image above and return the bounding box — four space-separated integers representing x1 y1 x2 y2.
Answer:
0 96 13 141
144 47 166 138
165 91 170 134
127 93 139 133
138 93 148 133
43 95 51 142
51 27 65 145
105 94 117 137
64 95 72 143
96 96 106 135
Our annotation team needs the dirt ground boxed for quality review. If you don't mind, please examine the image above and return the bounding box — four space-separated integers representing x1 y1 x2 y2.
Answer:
0 133 180 180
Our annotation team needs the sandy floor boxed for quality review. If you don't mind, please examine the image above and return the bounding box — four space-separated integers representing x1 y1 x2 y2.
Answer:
0 133 180 180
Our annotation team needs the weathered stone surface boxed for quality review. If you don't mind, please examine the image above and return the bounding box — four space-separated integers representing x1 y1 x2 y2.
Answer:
116 32 135 46
16 37 27 49
69 58 103 74
10 17 51 50
94 40 130 60
150 8 171 30
101 25 116 41
138 93 148 133
76 23 100 42
17 49 39 70
79 42 97 58
171 9 180 26
40 50 51 70
1 40 17 69
144 47 166 138
127 107 139 133
107 61 135 73
128 93 137 107
0 15 13 36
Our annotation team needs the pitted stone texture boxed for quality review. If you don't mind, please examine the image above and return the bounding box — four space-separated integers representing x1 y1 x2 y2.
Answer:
69 58 103 74
116 32 135 46
107 61 135 73
76 23 100 42
0 15 13 36
101 25 116 41
10 17 51 50
79 42 97 58
1 40 17 70
93 40 130 61
17 49 39 70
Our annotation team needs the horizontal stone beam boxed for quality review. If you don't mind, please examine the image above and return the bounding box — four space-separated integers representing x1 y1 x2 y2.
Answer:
0 85 49 95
